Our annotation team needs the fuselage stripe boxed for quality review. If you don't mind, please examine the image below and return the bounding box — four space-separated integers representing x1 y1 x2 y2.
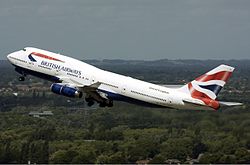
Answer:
31 52 64 63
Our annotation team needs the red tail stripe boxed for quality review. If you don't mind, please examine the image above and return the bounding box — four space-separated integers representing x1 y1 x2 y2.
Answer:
196 71 232 82
188 83 211 99
31 52 64 62
200 98 220 110
188 83 220 110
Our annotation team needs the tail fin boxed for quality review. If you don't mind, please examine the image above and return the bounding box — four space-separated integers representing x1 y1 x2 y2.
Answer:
179 64 235 109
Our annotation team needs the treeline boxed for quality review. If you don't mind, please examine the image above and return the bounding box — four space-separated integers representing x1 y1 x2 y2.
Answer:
0 60 250 163
2 59 250 87
0 102 250 164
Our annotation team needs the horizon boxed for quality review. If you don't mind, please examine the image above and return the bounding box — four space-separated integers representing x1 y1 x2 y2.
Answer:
1 58 250 62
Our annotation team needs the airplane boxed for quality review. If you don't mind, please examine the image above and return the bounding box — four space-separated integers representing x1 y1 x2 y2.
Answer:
7 47 242 111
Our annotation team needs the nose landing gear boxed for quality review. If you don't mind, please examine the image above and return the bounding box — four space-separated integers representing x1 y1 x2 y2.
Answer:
18 76 25 81
14 67 26 81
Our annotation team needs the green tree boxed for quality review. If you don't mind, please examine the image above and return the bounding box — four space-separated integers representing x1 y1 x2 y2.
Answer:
199 153 222 164
19 141 29 163
160 137 193 162
220 136 239 154
235 148 250 163
50 149 78 164
29 140 49 164
149 154 165 164
96 154 109 164
218 155 236 164
192 141 207 159
1 142 12 163
107 152 127 164
71 149 96 164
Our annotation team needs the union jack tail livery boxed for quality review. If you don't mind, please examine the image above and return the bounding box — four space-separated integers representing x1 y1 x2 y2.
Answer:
179 64 239 110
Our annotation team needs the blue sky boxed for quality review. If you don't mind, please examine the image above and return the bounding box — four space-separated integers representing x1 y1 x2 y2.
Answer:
0 0 250 60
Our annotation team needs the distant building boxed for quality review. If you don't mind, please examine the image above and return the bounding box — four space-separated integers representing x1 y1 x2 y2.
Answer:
165 159 181 164
29 111 53 118
136 159 151 165
15 84 49 92
185 154 204 164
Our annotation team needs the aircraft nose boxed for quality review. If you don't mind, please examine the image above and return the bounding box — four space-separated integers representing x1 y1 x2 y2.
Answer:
7 53 15 64
7 54 11 61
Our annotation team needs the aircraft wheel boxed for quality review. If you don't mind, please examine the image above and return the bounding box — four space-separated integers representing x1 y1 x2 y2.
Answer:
19 76 25 81
99 102 106 107
87 100 95 107
107 100 113 107
85 97 91 102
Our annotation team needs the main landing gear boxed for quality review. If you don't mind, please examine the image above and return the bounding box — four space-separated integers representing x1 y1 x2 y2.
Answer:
99 100 113 107
85 97 113 107
85 97 95 107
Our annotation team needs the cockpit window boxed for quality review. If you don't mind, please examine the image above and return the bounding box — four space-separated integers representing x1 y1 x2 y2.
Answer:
23 48 26 51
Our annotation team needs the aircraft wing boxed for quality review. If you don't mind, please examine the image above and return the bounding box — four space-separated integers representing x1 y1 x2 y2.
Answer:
57 76 109 103
82 82 108 102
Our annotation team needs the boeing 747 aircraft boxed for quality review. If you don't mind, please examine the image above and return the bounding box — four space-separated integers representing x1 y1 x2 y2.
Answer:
7 47 242 110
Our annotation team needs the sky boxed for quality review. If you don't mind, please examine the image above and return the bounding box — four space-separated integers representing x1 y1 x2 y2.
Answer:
0 0 250 60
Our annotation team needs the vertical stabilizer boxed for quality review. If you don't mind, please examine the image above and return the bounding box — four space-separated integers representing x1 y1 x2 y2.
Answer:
178 64 235 109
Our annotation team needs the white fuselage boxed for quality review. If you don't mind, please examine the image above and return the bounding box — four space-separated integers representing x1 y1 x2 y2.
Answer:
7 47 214 110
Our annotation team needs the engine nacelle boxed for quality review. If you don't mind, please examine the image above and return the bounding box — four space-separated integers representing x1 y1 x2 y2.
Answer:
50 83 83 98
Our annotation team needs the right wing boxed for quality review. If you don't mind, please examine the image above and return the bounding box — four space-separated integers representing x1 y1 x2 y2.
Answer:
82 82 108 103
57 76 111 104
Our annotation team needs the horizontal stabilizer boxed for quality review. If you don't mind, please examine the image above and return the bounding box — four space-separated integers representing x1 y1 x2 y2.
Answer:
161 84 184 88
219 101 243 107
183 98 205 106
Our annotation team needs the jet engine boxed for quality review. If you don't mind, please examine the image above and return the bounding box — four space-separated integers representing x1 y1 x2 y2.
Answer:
50 83 83 98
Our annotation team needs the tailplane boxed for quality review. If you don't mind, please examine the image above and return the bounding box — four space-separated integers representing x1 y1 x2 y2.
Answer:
179 64 238 109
